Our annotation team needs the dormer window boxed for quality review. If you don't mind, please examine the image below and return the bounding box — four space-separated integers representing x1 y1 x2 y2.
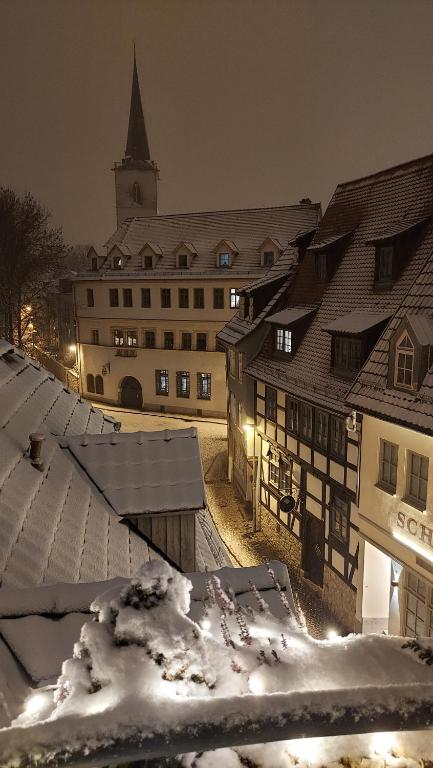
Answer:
91 257 98 271
178 254 189 269
143 255 153 270
394 331 415 389
112 255 122 270
333 336 362 374
263 251 274 268
132 181 143 204
377 244 394 281
219 252 231 268
275 328 292 354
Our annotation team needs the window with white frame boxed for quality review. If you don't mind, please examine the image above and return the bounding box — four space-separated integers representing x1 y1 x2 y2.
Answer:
379 439 398 492
276 327 292 354
113 329 124 346
406 451 428 508
176 371 190 398
395 332 415 389
126 330 137 347
230 288 239 308
404 572 428 637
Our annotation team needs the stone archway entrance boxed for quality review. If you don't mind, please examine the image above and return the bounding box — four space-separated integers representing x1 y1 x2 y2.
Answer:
120 377 143 410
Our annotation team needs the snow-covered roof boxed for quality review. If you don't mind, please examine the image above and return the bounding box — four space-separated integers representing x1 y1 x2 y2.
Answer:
323 311 391 335
58 428 206 516
0 342 157 590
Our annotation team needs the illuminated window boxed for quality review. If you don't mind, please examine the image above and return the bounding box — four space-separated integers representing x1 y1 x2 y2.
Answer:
197 372 211 399
112 255 122 270
218 252 231 268
279 458 292 491
126 330 137 347
379 439 398 492
276 328 292 353
395 332 415 389
176 371 190 398
155 369 169 396
113 329 124 346
230 288 239 308
268 450 279 487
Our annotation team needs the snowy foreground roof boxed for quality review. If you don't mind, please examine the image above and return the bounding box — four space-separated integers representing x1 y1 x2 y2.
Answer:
1 560 433 768
0 340 229 587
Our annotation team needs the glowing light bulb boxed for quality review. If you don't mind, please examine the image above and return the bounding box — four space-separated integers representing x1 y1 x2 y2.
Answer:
326 628 339 641
24 692 48 716
201 618 211 631
68 344 77 353
248 674 264 695
371 731 394 758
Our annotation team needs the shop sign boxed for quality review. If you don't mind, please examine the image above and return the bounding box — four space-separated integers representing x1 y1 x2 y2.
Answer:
390 507 433 561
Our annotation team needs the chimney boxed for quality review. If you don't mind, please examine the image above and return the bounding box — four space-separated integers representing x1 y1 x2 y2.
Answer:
29 433 45 471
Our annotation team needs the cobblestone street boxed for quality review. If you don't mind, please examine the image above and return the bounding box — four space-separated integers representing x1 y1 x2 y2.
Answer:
99 404 343 639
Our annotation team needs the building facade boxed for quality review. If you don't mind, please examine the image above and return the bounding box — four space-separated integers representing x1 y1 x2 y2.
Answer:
74 55 319 417
238 154 433 631
349 244 433 637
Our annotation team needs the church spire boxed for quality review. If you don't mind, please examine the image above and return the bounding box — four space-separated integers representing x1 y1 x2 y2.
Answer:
125 48 151 163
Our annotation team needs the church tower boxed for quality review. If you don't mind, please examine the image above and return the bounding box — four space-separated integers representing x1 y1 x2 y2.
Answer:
113 50 158 227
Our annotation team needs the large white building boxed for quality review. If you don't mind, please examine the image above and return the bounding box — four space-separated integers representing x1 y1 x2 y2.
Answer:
73 54 320 417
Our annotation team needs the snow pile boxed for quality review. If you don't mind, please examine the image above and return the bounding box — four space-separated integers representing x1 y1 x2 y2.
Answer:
2 560 433 767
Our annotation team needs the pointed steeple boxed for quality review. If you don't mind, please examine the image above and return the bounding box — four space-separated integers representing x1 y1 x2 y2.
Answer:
125 48 151 163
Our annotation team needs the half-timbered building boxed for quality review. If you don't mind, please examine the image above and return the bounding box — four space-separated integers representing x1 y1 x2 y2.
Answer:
243 153 433 630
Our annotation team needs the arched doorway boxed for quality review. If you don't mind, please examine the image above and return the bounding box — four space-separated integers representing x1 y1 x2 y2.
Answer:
120 377 143 409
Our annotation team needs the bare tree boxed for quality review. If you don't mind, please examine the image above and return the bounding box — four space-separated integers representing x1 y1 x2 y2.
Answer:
0 188 67 346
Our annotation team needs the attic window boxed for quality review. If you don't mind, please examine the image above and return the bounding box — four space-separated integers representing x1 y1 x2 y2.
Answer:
91 256 98 271
333 336 362 375
219 252 231 268
263 251 274 267
275 328 292 354
376 245 394 282
178 254 189 269
132 181 143 205
394 332 415 389
112 255 122 270
143 255 153 270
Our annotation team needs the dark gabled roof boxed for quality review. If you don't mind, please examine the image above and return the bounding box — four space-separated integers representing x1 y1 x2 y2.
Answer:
348 251 433 433
323 311 391 335
240 269 290 295
266 306 317 326
288 226 318 247
245 152 433 412
99 203 321 276
308 229 355 252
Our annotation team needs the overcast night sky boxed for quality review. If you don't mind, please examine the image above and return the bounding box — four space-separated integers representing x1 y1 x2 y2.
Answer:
1 0 433 247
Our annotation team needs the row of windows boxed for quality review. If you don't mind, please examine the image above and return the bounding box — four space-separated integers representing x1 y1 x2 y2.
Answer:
86 287 239 310
155 370 212 399
264 387 346 459
379 439 429 508
103 250 276 272
109 328 210 351
312 244 398 285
